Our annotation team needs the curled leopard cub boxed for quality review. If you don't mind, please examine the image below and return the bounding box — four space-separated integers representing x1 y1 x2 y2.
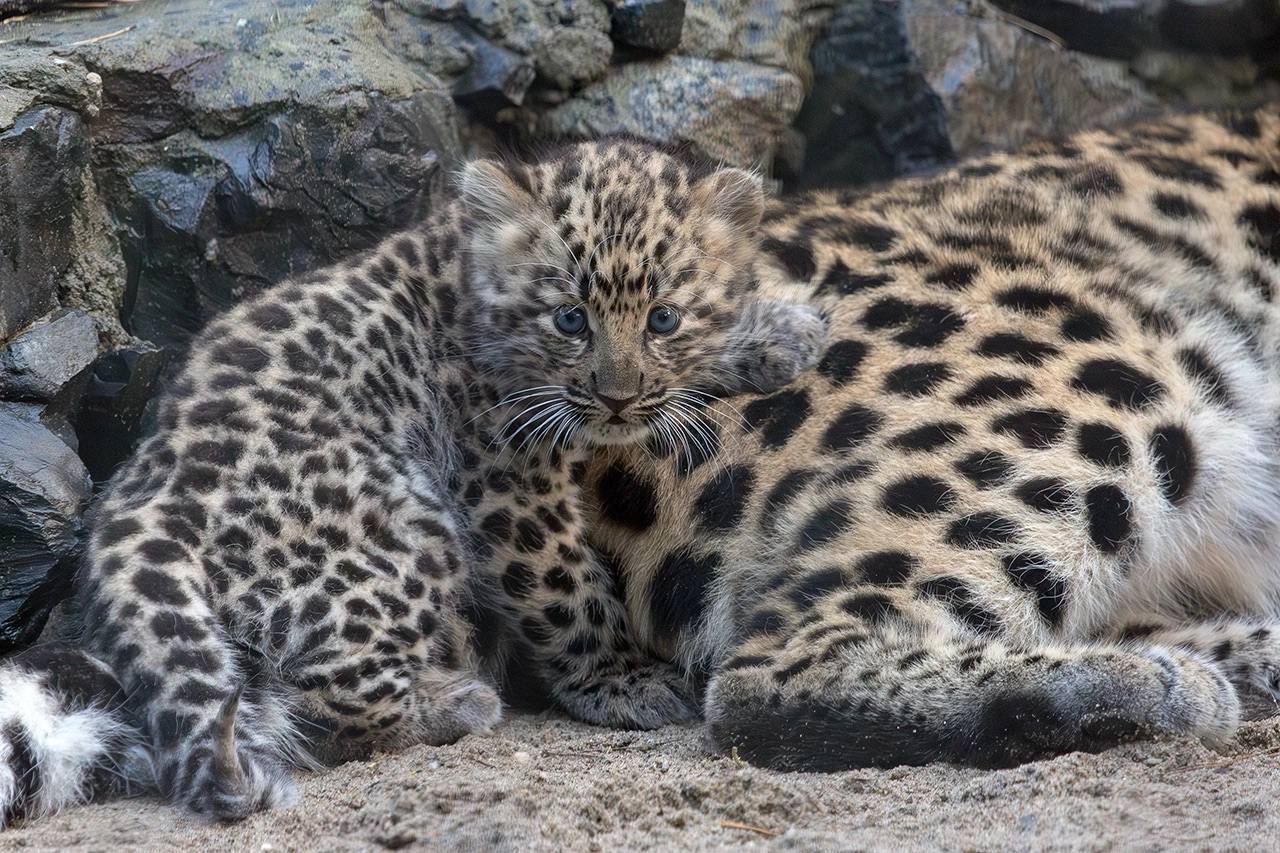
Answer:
470 110 1280 768
0 140 822 823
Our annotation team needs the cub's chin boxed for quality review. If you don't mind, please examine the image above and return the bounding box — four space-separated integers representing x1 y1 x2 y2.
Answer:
580 420 652 448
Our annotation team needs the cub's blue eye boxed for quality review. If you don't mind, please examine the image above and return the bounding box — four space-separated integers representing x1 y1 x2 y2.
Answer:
647 305 680 335
554 306 587 336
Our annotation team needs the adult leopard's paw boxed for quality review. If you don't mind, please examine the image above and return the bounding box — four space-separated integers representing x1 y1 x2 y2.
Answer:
555 661 697 730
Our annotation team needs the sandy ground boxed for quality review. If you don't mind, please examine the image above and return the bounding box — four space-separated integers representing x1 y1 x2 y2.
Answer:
3 711 1278 852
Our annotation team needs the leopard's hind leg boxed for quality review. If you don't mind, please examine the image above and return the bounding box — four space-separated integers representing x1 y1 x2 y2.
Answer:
1112 618 1280 720
81 521 297 821
705 588 1241 770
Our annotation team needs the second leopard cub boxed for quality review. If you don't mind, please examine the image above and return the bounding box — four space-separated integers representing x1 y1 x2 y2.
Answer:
0 139 824 823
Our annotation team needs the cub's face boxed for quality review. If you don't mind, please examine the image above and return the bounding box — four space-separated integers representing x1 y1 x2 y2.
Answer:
460 139 823 452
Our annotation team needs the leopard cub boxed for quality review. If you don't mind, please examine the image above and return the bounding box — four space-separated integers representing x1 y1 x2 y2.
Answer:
0 138 824 824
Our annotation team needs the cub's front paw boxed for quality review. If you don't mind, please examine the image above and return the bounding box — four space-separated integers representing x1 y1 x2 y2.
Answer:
753 303 828 392
555 661 697 730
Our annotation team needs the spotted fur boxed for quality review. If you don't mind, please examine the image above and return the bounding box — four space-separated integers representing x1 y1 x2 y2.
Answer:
0 139 822 823
570 110 1280 769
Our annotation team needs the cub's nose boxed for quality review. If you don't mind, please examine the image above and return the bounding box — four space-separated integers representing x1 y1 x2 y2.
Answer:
595 391 639 414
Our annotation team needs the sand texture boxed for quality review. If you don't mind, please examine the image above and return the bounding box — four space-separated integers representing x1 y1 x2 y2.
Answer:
3 712 1278 851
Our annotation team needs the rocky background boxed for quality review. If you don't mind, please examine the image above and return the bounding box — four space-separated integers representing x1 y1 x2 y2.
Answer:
1 0 1278 653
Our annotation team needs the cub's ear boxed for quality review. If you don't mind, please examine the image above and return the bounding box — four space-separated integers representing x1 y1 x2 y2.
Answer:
692 167 765 233
458 160 535 223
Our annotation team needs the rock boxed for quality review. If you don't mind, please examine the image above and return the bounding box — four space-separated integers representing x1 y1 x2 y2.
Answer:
3 0 465 351
0 107 85 342
450 25 538 110
679 0 834 83
790 0 953 188
791 0 1157 188
533 26 613 90
992 0 1280 58
530 55 806 167
991 1 1161 59
1161 0 1280 53
908 0 1156 165
75 342 169 482
611 0 687 54
0 309 98 402
0 403 91 654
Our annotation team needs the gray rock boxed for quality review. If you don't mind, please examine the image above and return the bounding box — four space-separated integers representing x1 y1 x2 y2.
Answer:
2 0 465 350
531 55 806 168
0 402 91 653
75 342 169 482
908 1 1156 161
533 25 613 90
679 0 832 82
611 0 687 53
992 0 1280 58
0 309 98 401
0 107 85 342
791 0 953 189
792 0 1157 188
991 1 1162 59
1161 0 1280 53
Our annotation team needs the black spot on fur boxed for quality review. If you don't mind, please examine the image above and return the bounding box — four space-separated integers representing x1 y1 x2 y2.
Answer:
1084 484 1133 553
1176 347 1233 407
1016 478 1073 514
856 551 917 585
502 562 537 598
820 404 884 452
744 389 812 449
842 592 898 624
137 538 187 565
881 476 956 517
1071 359 1165 411
1150 425 1196 505
976 333 1060 366
917 576 1000 634
926 263 978 290
650 549 720 638
992 408 1068 449
817 340 869 386
946 513 1022 549
597 463 658 531
210 339 270 372
953 375 1033 407
884 362 953 397
1003 554 1067 627
1133 153 1221 189
132 568 190 605
955 451 1014 489
1076 422 1131 468
760 469 819 528
479 509 512 542
996 286 1075 314
795 499 854 552
844 221 899 252
862 297 912 330
1059 309 1113 343
895 304 966 348
887 421 966 452
247 303 294 332
695 464 757 532
788 568 847 608
763 239 817 280
1152 192 1205 220
815 262 889 297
